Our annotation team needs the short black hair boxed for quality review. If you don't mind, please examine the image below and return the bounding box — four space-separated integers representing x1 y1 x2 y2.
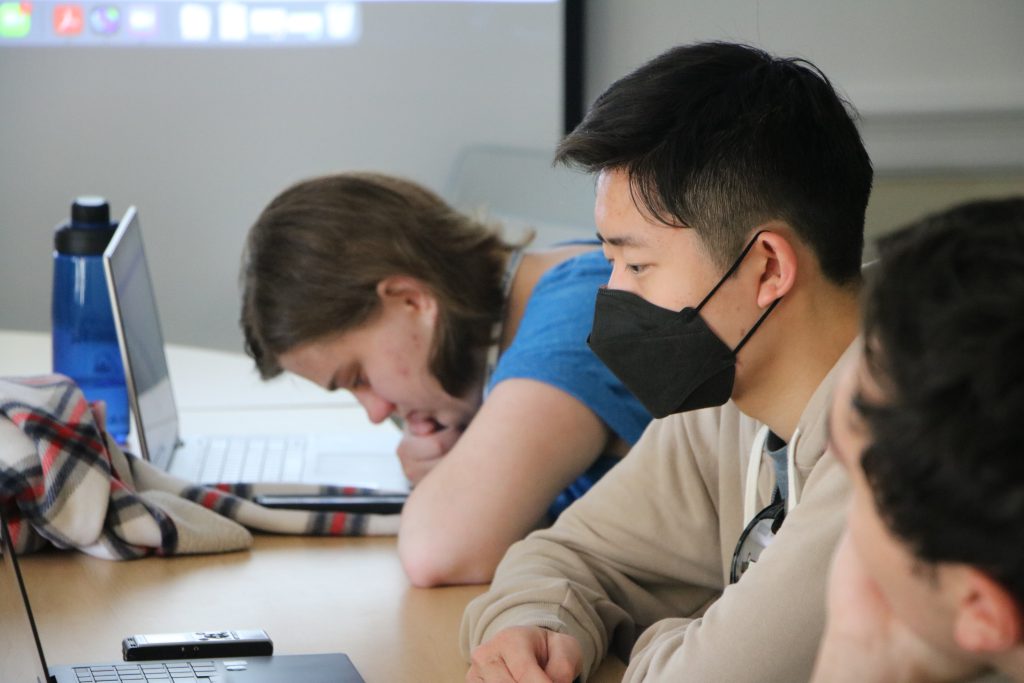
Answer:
858 196 1024 605
555 41 872 285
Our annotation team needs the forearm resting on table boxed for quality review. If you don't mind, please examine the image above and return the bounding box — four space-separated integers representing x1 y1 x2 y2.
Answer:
398 479 549 587
397 380 610 587
396 435 574 587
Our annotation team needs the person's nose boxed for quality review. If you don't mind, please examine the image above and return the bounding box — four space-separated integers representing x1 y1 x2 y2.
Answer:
354 389 397 424
606 264 634 293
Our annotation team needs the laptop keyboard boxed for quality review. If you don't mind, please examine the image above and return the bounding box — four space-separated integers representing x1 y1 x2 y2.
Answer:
183 436 307 484
72 660 220 681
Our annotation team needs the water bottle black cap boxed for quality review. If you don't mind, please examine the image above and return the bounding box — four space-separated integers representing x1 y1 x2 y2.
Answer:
71 196 110 226
56 196 116 255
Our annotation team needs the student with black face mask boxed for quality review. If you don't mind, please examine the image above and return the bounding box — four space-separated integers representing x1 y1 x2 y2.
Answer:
461 42 872 682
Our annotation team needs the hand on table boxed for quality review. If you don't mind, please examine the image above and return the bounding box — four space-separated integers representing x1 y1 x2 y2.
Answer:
812 532 980 683
466 626 582 683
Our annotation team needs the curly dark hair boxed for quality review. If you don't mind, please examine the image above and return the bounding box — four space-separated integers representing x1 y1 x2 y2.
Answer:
555 41 872 286
857 196 1024 605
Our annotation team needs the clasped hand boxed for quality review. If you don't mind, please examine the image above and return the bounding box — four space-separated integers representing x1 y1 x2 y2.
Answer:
396 421 463 484
466 626 582 683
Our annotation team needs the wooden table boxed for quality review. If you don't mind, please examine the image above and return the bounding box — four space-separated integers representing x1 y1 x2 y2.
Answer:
17 535 625 682
2 331 626 681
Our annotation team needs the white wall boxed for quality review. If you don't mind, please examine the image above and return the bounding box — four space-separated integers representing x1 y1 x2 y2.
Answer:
584 0 1024 172
583 0 1024 242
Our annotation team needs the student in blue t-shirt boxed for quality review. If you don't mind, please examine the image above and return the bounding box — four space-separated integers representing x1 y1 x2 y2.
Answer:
240 172 651 587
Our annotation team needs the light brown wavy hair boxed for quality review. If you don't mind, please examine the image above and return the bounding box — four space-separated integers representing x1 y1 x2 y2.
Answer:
240 172 523 397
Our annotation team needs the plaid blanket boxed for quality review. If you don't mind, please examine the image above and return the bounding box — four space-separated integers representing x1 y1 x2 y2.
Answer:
0 375 400 559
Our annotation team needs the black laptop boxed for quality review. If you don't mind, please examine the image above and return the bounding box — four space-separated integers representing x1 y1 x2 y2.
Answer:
0 506 365 683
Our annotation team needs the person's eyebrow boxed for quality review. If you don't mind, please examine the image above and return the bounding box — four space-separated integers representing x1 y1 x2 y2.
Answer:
595 231 647 248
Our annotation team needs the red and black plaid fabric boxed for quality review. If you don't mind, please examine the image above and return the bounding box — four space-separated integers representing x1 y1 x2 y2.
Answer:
0 375 400 559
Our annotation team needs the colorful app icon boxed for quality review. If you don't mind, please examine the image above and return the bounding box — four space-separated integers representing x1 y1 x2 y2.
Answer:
89 4 120 35
53 4 84 37
126 4 156 37
0 2 32 39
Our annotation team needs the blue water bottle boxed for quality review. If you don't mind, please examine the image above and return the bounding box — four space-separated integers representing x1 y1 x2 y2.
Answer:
52 197 130 444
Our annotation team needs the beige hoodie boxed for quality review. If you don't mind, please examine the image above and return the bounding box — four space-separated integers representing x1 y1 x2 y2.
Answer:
461 341 857 682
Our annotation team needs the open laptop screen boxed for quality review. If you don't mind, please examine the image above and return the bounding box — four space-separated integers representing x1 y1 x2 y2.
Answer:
0 510 54 683
104 207 181 470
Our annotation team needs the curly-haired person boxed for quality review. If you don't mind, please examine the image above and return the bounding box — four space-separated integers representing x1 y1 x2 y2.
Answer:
814 197 1024 683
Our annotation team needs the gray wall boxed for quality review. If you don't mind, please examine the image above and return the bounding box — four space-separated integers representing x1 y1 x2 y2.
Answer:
3 0 1023 353
0 2 562 353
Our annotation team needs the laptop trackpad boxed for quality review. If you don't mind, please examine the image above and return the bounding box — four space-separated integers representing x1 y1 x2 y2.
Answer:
311 437 407 491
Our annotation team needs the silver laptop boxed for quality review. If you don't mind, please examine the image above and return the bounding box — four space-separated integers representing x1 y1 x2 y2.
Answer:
103 206 409 494
0 506 365 682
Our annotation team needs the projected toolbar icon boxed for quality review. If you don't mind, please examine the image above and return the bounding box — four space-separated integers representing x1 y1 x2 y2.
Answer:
0 2 32 38
53 4 83 36
127 5 157 37
89 4 120 35
218 2 247 41
180 3 211 40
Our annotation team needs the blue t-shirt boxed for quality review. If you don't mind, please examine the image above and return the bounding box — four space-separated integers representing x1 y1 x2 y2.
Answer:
486 248 652 519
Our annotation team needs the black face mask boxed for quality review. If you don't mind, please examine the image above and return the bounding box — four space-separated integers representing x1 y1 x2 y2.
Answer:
588 233 780 418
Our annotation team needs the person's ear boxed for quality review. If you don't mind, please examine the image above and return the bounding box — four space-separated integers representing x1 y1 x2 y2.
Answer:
375 276 438 318
751 225 798 309
952 568 1023 654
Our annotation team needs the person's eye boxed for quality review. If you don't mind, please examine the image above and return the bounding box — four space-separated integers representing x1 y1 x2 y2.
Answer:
626 263 649 275
330 369 365 392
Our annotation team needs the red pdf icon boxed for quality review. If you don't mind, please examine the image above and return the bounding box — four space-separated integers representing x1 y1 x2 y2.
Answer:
53 4 83 36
